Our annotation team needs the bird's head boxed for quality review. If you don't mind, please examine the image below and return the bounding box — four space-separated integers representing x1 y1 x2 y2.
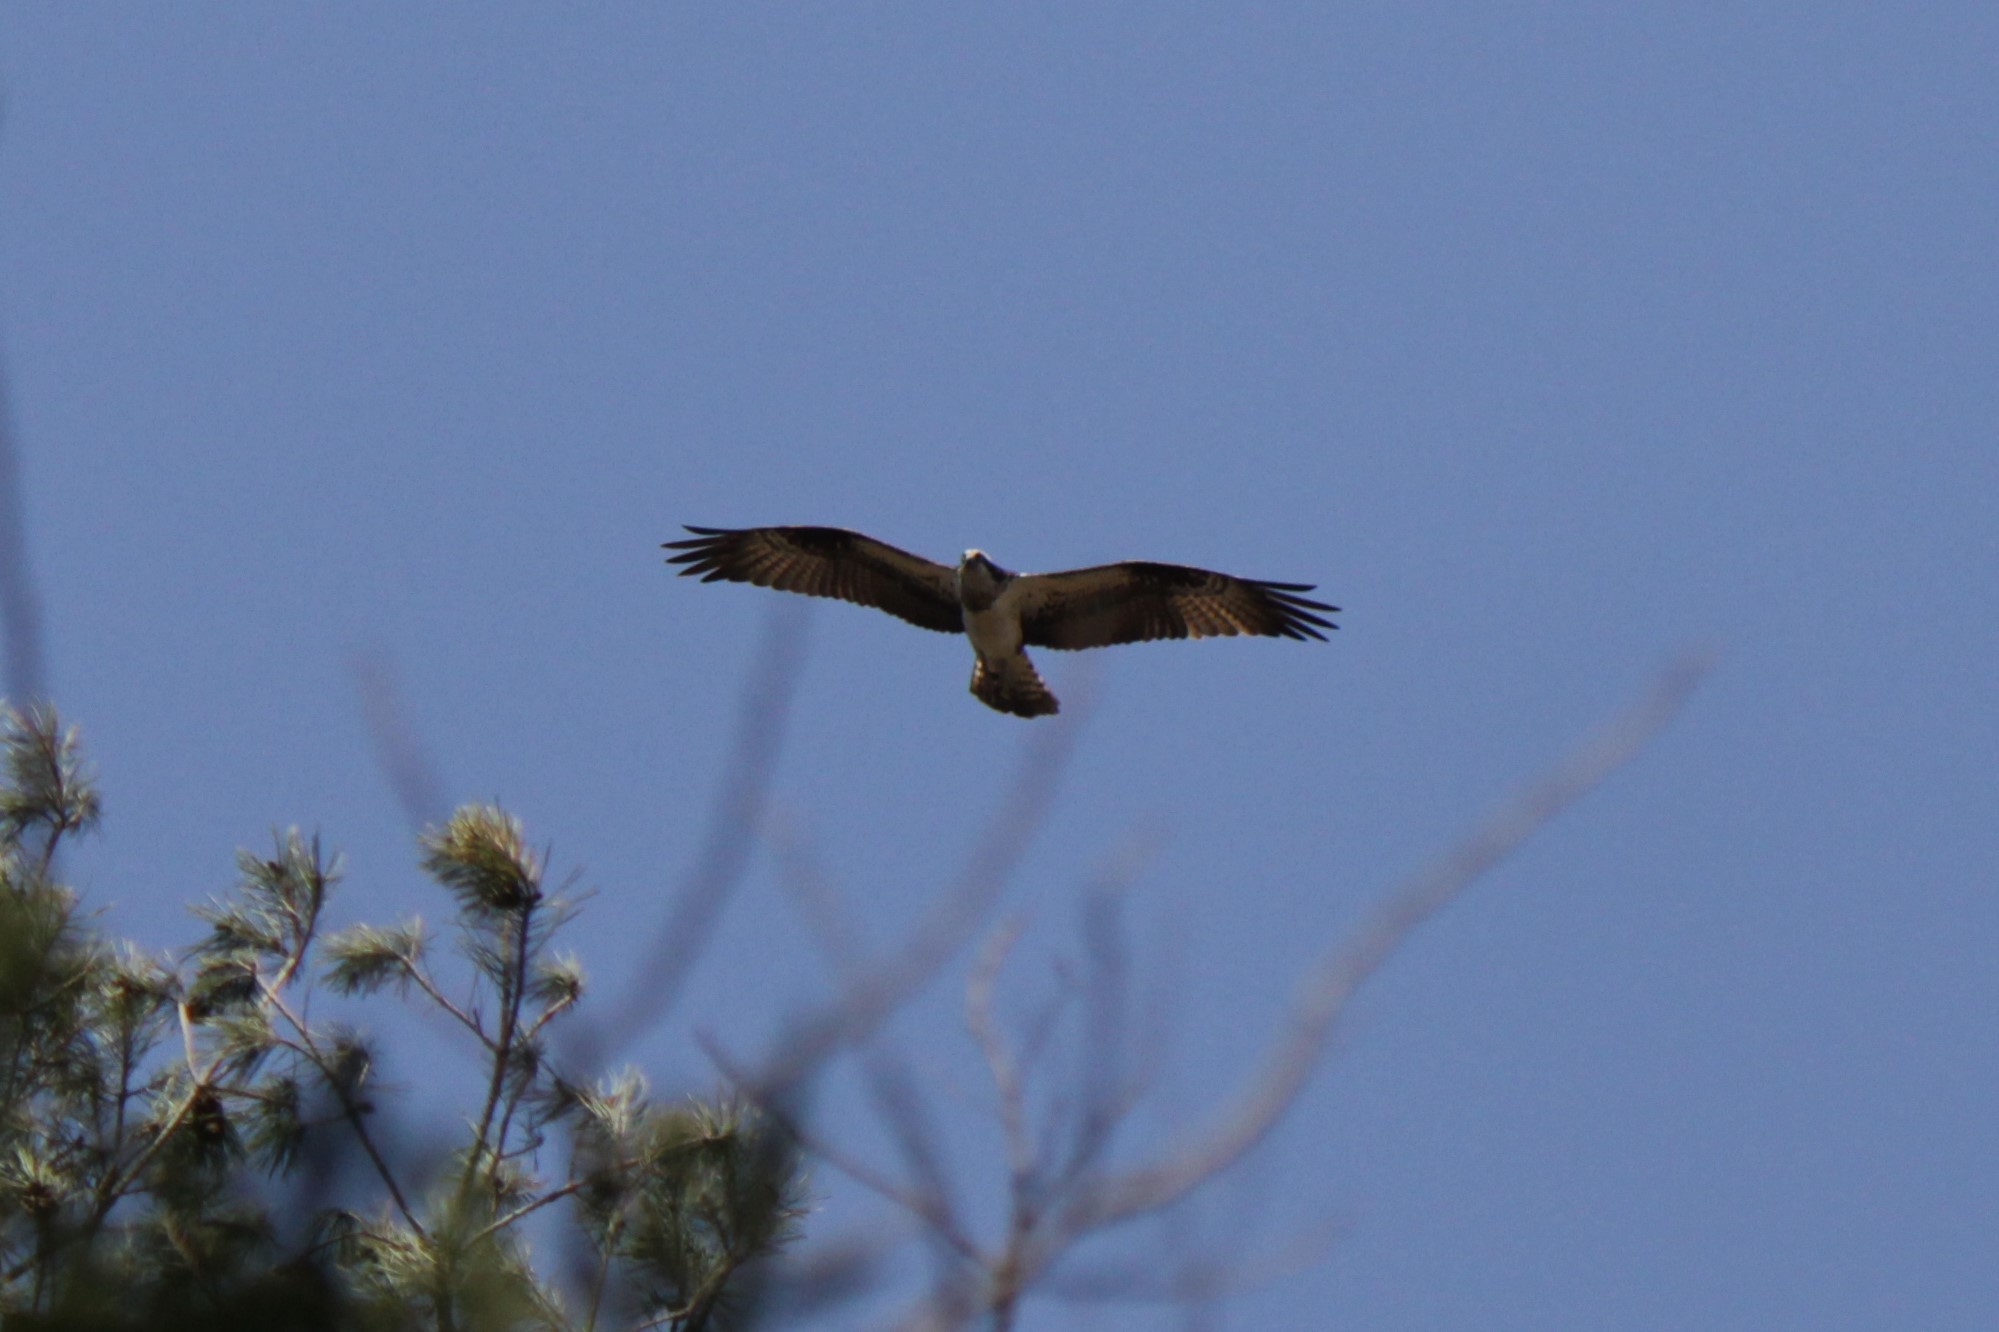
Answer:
956 549 1012 607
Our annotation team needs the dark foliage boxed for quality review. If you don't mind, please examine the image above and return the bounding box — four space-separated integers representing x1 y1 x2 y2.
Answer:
0 706 802 1331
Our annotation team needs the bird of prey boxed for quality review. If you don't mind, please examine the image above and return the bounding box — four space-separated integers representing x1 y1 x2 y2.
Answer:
663 525 1338 718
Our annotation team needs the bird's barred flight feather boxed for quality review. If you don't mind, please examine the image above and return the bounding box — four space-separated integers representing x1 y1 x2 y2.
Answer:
664 526 963 633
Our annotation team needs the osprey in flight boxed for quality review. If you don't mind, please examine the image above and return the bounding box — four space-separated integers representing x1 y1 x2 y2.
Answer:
664 525 1338 718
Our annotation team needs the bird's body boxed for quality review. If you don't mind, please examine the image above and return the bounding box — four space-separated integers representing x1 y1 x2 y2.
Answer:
956 551 1060 716
663 525 1337 717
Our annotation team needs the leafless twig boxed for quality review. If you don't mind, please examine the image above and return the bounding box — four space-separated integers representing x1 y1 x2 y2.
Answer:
0 340 47 705
351 649 450 832
1060 652 1713 1235
718 692 1086 1101
610 602 808 1048
868 653 1711 1328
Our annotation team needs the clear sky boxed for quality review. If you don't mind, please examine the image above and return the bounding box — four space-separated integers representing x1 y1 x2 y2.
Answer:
2 5 1995 1328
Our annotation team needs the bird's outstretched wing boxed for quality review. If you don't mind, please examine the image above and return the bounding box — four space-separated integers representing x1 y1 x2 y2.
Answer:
1016 561 1338 650
664 526 964 634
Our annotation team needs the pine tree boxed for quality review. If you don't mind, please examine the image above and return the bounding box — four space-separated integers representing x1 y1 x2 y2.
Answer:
0 704 801 1331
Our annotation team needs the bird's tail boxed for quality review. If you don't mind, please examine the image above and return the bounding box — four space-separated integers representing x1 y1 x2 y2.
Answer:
970 653 1059 718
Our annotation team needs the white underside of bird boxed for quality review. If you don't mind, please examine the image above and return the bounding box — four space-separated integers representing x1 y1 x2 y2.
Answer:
957 551 1059 717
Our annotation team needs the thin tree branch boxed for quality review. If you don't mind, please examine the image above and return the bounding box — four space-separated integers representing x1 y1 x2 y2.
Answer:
701 1036 981 1265
462 899 537 1198
397 954 492 1047
965 918 1034 1203
351 650 450 833
0 340 48 704
469 1172 604 1246
257 979 426 1237
860 654 1711 1331
1046 841 1155 1198
1059 652 1714 1235
1041 1213 1345 1305
767 814 979 1252
723 698 1086 1099
610 602 808 1049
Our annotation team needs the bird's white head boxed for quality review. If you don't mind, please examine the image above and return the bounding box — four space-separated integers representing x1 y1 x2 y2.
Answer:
956 548 1010 609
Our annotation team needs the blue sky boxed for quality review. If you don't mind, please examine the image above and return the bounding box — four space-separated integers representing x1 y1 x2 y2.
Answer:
3 5 1995 1327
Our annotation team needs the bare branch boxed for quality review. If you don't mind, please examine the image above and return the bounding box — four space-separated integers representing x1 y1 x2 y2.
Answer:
700 1035 981 1264
610 601 808 1047
351 649 450 832
841 655 1710 1331
257 979 426 1237
460 894 538 1197
858 1047 976 1262
0 341 48 703
399 953 492 1047
767 814 980 1254
1041 1212 1346 1305
1046 837 1156 1195
765 810 866 977
1060 652 1714 1234
723 697 1086 1099
965 917 1034 1195
469 1173 601 1246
